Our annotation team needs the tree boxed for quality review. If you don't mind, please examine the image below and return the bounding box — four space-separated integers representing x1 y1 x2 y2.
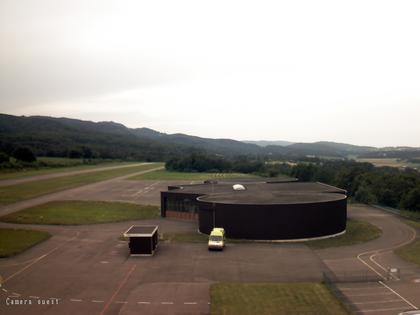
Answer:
291 163 316 181
68 149 83 159
13 147 36 162
0 152 9 163
400 187 420 211
354 185 377 204
81 146 93 159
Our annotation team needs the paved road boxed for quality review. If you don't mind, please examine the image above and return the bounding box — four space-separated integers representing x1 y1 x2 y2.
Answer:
0 177 419 315
0 218 325 315
317 204 420 314
0 163 150 187
0 167 164 217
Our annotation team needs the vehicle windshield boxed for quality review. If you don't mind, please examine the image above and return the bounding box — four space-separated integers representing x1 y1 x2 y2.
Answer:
210 236 223 242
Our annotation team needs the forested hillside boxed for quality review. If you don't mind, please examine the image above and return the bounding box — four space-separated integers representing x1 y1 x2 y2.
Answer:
1 114 419 161
0 114 260 160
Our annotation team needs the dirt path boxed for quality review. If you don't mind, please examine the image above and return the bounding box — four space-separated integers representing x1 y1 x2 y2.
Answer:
0 163 148 187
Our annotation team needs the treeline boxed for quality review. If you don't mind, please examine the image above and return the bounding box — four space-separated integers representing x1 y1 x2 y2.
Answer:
165 154 420 212
166 154 266 174
285 160 420 212
0 147 37 164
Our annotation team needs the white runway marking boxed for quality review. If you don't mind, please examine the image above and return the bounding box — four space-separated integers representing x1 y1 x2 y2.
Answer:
346 292 393 297
161 302 174 305
184 302 198 305
137 301 151 304
92 300 104 303
115 301 127 304
354 306 410 313
379 281 418 309
340 286 387 291
70 299 83 302
3 232 80 284
351 299 403 305
29 296 40 299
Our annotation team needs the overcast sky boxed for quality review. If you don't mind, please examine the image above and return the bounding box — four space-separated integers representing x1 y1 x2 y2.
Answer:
1 0 419 147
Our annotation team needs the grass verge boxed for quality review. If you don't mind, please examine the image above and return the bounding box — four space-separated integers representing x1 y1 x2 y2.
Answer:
395 239 420 267
155 220 382 248
210 282 349 315
305 219 382 249
0 200 160 225
404 220 420 229
128 169 258 181
0 228 51 257
0 163 163 204
161 232 208 243
159 232 255 244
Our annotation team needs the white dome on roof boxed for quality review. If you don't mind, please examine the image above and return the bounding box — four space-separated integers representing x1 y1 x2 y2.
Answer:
232 184 246 191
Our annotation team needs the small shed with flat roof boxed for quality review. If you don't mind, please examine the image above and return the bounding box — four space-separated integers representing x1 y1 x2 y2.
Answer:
123 225 159 256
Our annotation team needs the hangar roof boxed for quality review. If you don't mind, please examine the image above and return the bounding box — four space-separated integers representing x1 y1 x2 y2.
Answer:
197 191 346 205
163 181 346 205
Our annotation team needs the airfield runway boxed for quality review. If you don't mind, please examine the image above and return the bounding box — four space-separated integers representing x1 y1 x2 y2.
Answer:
0 171 419 315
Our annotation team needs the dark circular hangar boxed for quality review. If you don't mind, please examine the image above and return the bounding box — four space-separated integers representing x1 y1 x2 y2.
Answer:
160 180 347 240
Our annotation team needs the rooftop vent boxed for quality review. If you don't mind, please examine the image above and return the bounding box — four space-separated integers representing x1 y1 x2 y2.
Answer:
232 184 246 191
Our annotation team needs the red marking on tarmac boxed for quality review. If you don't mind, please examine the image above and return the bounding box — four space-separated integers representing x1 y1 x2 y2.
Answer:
98 264 136 315
3 232 80 284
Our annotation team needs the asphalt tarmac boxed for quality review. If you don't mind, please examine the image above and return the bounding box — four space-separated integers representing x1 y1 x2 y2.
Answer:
0 175 419 315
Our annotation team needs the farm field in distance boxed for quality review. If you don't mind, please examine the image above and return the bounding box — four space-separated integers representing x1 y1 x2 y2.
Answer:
356 157 420 170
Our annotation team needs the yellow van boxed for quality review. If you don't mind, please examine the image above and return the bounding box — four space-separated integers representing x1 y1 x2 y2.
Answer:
208 228 225 250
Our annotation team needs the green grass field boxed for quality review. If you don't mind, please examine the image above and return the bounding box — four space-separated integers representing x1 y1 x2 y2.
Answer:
210 282 349 315
395 239 420 266
128 169 259 180
404 220 420 229
0 163 163 204
395 215 420 266
0 200 160 225
305 219 382 249
0 228 51 257
161 231 208 243
156 219 382 248
399 209 420 221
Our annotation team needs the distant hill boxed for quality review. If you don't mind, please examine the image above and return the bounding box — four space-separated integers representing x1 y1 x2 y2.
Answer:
0 114 261 160
131 128 261 156
242 140 294 147
1 114 419 161
284 141 375 157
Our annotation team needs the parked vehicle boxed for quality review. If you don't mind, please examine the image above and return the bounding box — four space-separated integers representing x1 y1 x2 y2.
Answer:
208 228 225 251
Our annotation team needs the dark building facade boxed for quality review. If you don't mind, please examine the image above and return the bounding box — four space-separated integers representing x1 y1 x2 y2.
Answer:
161 180 347 240
123 225 159 256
